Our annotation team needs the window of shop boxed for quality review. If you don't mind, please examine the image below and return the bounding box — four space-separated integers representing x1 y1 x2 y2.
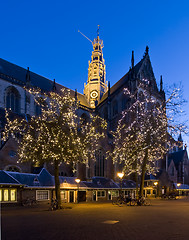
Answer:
36 190 49 200
10 189 16 201
60 190 66 200
147 189 151 195
0 189 17 202
97 190 106 197
4 190 9 201
111 190 119 197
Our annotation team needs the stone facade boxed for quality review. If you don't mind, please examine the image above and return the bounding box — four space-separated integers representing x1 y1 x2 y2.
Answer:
0 33 188 186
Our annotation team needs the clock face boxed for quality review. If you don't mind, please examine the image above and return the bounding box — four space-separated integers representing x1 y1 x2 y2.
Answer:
90 90 98 99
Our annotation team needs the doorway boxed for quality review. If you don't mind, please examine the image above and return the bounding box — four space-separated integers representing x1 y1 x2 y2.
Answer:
69 191 74 203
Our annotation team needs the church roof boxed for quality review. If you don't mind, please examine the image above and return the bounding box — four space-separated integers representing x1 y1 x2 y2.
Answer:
0 58 54 91
0 58 90 108
168 149 187 168
99 51 158 105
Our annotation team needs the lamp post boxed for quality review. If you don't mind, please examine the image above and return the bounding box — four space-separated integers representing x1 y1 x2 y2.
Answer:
177 183 181 197
154 181 158 198
117 172 124 198
75 178 80 203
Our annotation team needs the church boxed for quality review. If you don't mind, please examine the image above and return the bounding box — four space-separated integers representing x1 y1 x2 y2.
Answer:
0 31 189 203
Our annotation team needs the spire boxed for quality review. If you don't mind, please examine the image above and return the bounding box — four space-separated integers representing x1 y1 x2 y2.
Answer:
75 89 78 101
160 75 163 92
52 79 56 91
131 51 134 69
178 132 183 142
178 132 183 151
26 67 30 83
97 25 100 38
83 27 107 108
145 46 149 56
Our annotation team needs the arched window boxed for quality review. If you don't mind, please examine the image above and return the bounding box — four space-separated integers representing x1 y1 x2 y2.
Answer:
4 165 21 172
112 100 118 116
5 87 21 113
35 102 41 116
103 107 108 120
95 149 105 177
80 113 89 125
34 97 47 116
121 96 129 111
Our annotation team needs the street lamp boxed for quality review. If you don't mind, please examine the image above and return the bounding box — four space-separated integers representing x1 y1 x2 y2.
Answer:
117 172 124 198
154 181 158 197
75 178 80 203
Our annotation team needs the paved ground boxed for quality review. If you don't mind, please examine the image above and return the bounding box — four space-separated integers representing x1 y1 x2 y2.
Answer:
2 198 189 240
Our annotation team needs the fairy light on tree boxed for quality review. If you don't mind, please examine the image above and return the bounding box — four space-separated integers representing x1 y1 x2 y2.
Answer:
111 82 187 198
4 87 107 209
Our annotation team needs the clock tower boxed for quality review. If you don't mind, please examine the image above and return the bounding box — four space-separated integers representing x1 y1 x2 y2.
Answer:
84 27 107 108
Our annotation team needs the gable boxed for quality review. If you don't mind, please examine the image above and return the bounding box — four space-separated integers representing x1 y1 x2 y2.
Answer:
137 55 158 92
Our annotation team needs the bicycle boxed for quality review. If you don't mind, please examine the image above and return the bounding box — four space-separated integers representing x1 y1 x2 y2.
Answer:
22 197 37 207
49 198 58 211
112 196 134 206
131 197 151 206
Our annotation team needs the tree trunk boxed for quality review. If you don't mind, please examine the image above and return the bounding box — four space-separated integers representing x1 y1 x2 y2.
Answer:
139 149 148 197
135 171 138 198
54 160 62 209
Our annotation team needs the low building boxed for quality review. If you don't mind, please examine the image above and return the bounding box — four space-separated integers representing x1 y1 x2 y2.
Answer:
0 168 137 204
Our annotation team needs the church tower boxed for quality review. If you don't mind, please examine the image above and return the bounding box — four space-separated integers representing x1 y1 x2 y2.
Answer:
84 27 107 108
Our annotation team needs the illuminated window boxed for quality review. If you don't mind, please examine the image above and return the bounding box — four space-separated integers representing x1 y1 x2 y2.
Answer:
10 189 16 201
147 189 151 195
0 190 2 201
4 189 9 201
111 191 119 197
36 190 49 200
60 190 66 200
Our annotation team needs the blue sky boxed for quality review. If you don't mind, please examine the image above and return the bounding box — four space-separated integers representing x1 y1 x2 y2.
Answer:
1 0 189 143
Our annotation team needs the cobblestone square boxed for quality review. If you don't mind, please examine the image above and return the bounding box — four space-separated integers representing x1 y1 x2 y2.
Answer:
2 198 189 240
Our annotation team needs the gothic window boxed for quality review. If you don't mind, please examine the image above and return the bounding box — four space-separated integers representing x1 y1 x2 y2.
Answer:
95 149 105 177
112 100 118 116
103 107 108 120
34 97 47 116
5 86 21 113
35 102 41 116
171 166 174 176
80 113 89 125
121 96 128 111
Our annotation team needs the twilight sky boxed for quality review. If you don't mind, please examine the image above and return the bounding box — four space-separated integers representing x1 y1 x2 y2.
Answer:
1 0 189 143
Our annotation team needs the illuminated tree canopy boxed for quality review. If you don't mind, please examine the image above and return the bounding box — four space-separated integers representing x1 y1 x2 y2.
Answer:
111 84 187 197
4 88 107 208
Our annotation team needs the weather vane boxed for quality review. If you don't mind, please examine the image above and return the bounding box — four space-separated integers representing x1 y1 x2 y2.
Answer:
78 30 92 43
97 25 100 37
